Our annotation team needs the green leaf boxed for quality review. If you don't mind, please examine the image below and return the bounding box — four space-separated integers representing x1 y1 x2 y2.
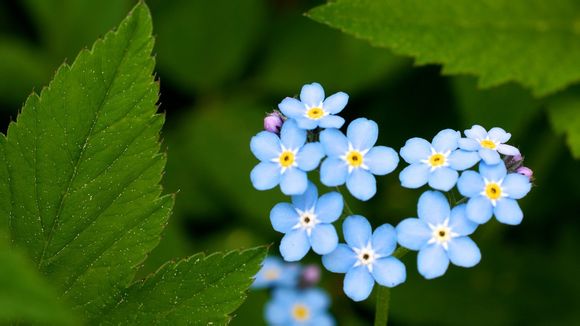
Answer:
103 247 267 325
0 243 78 325
2 3 173 319
547 88 580 158
308 0 580 96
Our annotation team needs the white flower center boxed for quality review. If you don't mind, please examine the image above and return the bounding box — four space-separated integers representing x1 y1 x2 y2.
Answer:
292 208 319 236
427 218 459 250
421 148 450 171
481 178 508 206
341 143 369 173
353 242 381 272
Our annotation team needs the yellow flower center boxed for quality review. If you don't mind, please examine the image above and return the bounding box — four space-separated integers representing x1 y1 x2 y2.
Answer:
346 151 364 167
428 153 446 167
279 151 295 168
485 183 502 200
264 268 279 281
306 107 324 119
292 304 310 322
480 139 497 149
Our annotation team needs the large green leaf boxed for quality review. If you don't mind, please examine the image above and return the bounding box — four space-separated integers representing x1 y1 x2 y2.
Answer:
2 3 173 319
547 88 580 159
308 0 580 96
104 247 266 325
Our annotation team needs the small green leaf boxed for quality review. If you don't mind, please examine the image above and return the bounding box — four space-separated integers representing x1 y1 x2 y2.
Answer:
103 247 267 325
308 0 580 96
547 88 580 158
2 3 172 319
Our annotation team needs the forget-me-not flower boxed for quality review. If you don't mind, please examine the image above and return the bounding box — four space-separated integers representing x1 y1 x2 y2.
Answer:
399 129 480 191
251 119 325 195
319 118 399 201
265 287 334 326
270 182 343 261
457 162 532 225
459 125 520 165
252 256 300 289
322 216 406 301
396 191 481 279
278 82 348 130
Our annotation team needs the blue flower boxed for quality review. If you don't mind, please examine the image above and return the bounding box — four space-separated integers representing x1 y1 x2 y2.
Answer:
252 256 301 289
322 216 406 301
265 287 334 326
250 119 325 195
459 125 521 165
399 129 480 191
270 182 342 261
396 191 481 279
278 82 348 130
457 162 532 225
319 118 399 201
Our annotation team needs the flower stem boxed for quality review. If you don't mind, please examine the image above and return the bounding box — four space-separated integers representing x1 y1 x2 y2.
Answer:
374 286 391 326
334 186 355 216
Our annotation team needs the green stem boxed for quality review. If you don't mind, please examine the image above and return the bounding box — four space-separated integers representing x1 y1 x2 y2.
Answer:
374 286 391 326
334 186 355 216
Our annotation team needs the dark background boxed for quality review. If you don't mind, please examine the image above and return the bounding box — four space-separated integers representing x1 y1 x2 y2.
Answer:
0 0 578 325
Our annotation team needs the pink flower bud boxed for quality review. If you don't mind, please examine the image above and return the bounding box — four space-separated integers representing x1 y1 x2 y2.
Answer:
301 264 321 286
264 112 284 134
516 166 533 181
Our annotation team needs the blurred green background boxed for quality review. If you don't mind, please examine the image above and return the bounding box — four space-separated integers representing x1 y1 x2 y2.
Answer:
0 0 578 325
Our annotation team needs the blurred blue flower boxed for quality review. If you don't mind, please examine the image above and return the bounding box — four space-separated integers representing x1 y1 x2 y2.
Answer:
459 125 520 165
322 216 406 302
319 118 399 201
252 256 301 289
271 182 342 261
265 287 334 326
250 119 325 195
396 191 481 279
278 82 348 130
457 162 532 225
399 129 479 191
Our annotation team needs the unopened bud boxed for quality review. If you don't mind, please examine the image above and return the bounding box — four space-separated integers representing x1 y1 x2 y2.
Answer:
264 111 284 134
516 166 533 181
504 154 524 170
301 264 321 286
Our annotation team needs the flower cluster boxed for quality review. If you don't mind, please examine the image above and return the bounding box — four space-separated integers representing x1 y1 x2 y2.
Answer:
252 256 334 325
250 83 534 306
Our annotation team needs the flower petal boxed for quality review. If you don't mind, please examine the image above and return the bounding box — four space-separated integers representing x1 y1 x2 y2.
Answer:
497 143 520 156
479 148 501 165
396 218 431 250
310 314 335 326
464 125 487 140
457 170 485 197
344 266 374 301
417 244 450 279
295 117 318 130
315 192 343 223
346 168 376 201
280 229 310 261
502 173 532 199
372 224 397 257
494 198 523 225
458 138 480 151
320 157 348 186
320 128 348 157
365 146 399 176
319 115 345 129
296 142 324 171
278 97 305 118
303 288 331 311
265 300 288 324
428 167 458 191
251 162 280 190
479 161 507 181
343 215 372 249
270 203 299 233
417 190 450 225
323 91 349 114
291 181 318 211
448 204 478 236
347 118 378 151
466 196 493 224
372 257 406 287
448 149 480 170
280 119 306 149
399 163 430 189
400 137 431 164
447 237 481 267
322 244 356 273
488 127 511 143
300 82 325 107
280 168 307 195
432 129 460 153
250 131 281 161
311 224 339 255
